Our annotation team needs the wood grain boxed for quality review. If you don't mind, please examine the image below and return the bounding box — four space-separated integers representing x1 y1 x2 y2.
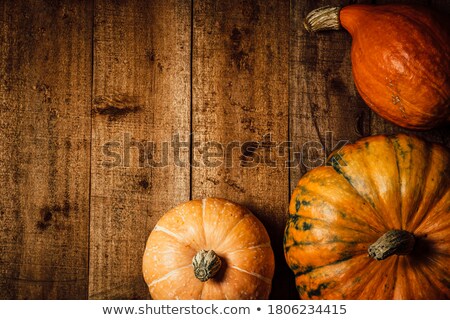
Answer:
89 0 191 299
289 0 373 193
192 0 293 299
0 0 92 298
0 0 449 300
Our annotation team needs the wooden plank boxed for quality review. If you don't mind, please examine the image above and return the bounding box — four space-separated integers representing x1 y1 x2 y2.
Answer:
89 0 191 299
0 0 92 298
289 0 373 193
192 0 292 298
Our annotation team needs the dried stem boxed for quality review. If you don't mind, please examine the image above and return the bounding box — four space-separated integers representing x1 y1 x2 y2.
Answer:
192 250 222 282
304 6 342 33
368 230 415 261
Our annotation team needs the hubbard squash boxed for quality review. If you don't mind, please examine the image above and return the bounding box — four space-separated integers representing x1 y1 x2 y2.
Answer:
143 198 275 299
304 5 450 130
284 134 450 299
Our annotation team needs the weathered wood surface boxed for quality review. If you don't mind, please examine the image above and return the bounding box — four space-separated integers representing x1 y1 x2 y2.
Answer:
192 0 293 299
0 0 92 299
0 0 449 299
89 0 191 299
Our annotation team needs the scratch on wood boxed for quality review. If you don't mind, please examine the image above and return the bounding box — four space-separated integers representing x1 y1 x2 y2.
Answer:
224 176 245 193
242 0 260 24
356 110 366 136
230 27 251 72
241 117 257 133
32 82 52 103
36 202 71 231
93 94 142 119
309 103 324 147
145 49 156 63
138 178 150 189
206 177 220 185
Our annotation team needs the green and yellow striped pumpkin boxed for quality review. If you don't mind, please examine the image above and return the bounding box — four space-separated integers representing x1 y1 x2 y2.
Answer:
284 134 450 299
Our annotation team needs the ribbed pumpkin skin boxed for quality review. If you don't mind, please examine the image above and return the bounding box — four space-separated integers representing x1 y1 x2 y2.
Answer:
284 134 450 299
143 198 275 299
340 5 450 130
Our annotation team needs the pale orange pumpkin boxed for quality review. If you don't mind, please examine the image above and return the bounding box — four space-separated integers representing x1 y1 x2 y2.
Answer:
143 198 275 299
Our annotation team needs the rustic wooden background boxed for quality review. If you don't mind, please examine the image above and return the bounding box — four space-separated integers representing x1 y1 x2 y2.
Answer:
0 0 449 299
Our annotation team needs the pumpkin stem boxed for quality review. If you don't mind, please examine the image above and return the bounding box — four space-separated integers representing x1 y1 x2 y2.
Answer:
304 6 342 32
192 250 222 282
368 230 415 261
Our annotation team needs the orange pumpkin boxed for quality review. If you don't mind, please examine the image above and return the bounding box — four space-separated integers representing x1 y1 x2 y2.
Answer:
304 5 450 130
143 198 275 299
284 134 450 299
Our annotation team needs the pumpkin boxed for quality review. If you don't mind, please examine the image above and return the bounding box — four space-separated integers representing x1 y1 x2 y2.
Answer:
143 197 275 299
284 134 450 299
304 5 450 130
